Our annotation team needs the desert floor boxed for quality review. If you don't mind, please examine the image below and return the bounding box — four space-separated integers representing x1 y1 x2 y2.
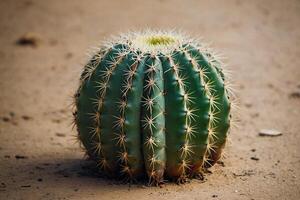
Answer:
0 0 300 199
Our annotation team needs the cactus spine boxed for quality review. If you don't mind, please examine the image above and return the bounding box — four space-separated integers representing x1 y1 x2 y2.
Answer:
74 30 233 185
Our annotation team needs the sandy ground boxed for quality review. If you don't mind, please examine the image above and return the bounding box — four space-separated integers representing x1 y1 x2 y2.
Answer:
0 0 300 199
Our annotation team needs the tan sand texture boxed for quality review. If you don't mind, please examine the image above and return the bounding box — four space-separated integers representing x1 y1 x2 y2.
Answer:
0 0 300 199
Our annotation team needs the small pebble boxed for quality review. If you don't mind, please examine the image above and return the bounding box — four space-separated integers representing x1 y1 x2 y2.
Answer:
15 155 28 159
259 129 282 137
289 92 300 98
21 185 31 188
2 117 10 122
251 157 259 161
55 133 66 137
22 115 32 120
16 32 41 47
0 183 6 188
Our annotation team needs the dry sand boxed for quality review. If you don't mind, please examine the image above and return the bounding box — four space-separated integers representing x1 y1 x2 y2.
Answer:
0 0 300 199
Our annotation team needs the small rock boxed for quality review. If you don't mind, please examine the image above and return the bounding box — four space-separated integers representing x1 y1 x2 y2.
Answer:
37 178 43 182
2 117 10 122
16 32 42 47
251 156 259 161
212 194 218 198
0 183 6 188
251 148 256 152
289 92 300 99
22 115 32 120
259 129 282 137
15 155 28 159
55 133 66 137
21 185 31 188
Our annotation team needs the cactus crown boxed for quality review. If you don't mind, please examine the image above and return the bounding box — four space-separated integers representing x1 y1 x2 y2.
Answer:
105 30 194 54
144 35 175 46
74 30 233 185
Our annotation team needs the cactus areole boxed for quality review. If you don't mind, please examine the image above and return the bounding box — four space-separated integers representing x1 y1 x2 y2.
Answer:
73 30 232 185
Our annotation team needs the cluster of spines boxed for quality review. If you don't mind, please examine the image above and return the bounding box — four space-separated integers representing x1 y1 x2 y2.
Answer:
168 54 194 182
141 55 166 185
192 53 220 167
89 49 126 172
114 51 140 179
184 49 207 177
189 46 231 167
72 49 107 156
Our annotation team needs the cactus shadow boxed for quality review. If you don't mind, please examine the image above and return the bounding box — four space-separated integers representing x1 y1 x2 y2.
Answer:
22 157 144 190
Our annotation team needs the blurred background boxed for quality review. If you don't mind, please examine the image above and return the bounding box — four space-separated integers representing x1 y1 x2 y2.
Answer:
0 0 299 199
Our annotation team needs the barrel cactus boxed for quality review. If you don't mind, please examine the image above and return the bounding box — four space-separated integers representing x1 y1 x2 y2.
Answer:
73 30 233 185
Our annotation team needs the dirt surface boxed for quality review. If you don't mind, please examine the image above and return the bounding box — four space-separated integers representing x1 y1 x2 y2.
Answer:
1 0 300 199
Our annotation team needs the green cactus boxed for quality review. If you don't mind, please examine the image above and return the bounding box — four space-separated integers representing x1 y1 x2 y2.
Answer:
73 30 233 185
